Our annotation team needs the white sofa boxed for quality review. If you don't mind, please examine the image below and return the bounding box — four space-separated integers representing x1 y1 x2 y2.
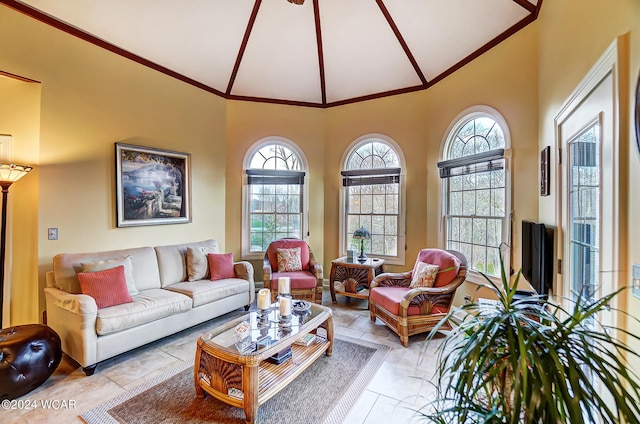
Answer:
44 239 254 375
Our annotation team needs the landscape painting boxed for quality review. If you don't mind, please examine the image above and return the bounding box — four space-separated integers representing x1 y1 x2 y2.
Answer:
115 143 191 227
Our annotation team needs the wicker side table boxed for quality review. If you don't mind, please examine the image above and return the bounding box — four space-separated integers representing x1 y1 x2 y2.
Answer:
329 257 385 304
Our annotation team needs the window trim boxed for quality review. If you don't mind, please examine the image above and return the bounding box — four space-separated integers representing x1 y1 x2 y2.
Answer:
439 106 512 284
339 133 406 266
241 136 310 260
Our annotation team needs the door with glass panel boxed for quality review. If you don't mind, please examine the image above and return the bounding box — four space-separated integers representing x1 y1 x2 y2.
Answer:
559 68 616 333
557 48 619 417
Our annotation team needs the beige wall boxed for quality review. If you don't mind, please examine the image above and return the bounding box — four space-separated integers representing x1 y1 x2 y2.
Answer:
4 0 638 353
0 76 41 325
1 7 227 324
325 25 539 302
225 101 326 280
537 0 640 370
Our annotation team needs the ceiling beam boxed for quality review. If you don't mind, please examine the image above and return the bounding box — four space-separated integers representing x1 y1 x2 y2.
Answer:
313 0 326 105
226 0 262 95
0 70 40 83
375 0 427 86
511 0 537 14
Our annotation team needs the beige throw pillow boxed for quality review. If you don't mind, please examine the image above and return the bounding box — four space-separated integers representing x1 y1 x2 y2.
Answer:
186 246 217 281
80 255 139 296
409 262 439 289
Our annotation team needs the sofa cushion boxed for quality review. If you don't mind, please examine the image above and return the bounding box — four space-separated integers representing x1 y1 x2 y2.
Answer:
78 266 133 309
81 256 139 296
414 249 461 288
155 239 218 287
53 247 159 294
267 239 310 272
270 271 317 289
186 246 217 281
370 287 448 316
95 288 192 336
164 278 250 308
208 253 236 280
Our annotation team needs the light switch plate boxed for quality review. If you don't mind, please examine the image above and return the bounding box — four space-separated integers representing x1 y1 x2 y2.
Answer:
633 264 640 299
48 228 58 240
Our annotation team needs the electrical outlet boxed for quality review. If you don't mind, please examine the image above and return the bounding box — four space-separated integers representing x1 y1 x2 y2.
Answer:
48 228 58 240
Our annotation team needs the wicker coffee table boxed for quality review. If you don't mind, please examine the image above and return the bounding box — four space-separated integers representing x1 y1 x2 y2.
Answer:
194 303 334 424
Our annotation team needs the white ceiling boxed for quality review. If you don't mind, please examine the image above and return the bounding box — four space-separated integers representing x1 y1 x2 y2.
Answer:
9 0 542 107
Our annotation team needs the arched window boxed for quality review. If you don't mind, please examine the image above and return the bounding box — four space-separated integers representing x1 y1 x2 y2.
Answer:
341 135 406 264
439 106 511 279
242 138 308 259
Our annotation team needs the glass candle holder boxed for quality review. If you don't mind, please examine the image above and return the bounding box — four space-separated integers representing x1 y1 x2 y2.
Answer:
278 314 292 333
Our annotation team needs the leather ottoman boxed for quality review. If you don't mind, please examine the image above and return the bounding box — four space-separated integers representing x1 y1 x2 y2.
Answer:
0 324 62 400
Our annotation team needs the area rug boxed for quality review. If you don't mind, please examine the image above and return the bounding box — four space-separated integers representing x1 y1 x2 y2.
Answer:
81 335 390 424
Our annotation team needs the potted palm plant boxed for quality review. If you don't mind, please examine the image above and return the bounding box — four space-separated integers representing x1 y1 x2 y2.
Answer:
419 252 640 423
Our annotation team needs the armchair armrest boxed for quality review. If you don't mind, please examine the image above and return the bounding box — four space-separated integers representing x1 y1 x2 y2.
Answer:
307 249 323 280
263 257 273 286
234 261 256 303
370 270 413 289
45 286 98 315
309 260 323 280
234 261 255 283
44 287 99 368
399 278 466 316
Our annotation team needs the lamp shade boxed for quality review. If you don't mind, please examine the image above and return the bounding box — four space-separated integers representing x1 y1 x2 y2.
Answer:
0 164 33 185
353 227 371 240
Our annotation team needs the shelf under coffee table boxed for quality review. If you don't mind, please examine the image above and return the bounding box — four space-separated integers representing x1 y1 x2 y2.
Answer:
194 303 334 424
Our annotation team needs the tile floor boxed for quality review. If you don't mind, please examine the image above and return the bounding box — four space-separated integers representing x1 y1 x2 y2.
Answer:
3 290 446 424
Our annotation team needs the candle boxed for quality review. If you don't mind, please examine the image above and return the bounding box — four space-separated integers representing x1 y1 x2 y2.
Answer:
279 296 291 316
278 277 290 295
257 288 271 310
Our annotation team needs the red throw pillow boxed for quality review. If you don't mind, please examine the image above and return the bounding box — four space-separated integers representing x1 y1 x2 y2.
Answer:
208 253 236 281
77 265 133 309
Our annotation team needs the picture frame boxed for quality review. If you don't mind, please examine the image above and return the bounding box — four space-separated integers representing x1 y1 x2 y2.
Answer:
115 143 191 227
540 146 550 196
635 69 640 154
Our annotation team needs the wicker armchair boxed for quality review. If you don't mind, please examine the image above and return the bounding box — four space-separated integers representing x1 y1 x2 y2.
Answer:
263 238 323 304
369 248 467 347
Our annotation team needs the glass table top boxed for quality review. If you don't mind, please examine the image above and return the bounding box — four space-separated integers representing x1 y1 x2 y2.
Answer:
200 302 329 355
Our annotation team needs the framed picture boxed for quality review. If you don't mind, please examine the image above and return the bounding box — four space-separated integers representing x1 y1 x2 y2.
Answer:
540 146 550 196
115 143 191 227
635 69 640 154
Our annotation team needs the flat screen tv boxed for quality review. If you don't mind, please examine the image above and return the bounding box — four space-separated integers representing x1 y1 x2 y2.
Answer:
522 220 555 296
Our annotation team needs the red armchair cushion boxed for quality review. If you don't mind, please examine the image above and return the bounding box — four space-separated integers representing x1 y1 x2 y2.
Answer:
270 271 317 289
414 249 461 288
267 239 310 271
370 287 448 316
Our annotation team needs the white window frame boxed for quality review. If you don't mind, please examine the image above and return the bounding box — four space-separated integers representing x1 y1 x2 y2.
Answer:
439 105 512 284
241 136 310 260
339 134 406 266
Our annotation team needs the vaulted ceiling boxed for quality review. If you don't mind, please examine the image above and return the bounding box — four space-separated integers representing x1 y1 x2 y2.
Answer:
4 0 542 108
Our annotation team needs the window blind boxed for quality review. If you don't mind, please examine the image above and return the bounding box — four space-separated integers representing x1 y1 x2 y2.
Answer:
437 149 505 178
341 167 401 187
246 169 305 185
